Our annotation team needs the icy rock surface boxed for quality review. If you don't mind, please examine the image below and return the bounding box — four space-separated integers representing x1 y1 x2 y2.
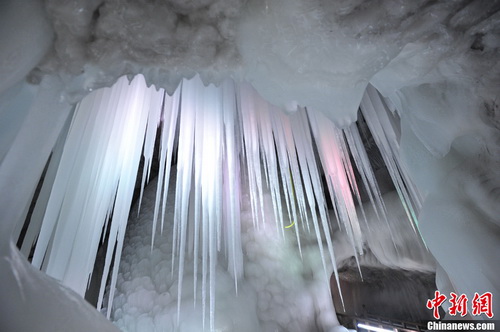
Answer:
40 0 245 98
0 0 53 93
0 82 38 164
400 120 500 318
362 83 500 318
356 191 434 272
0 241 119 332
38 0 500 123
110 176 340 332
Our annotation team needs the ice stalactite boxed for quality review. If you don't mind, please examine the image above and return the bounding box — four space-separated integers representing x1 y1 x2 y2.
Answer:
136 80 165 217
360 85 423 238
342 122 399 254
19 74 425 330
308 109 364 270
21 76 162 308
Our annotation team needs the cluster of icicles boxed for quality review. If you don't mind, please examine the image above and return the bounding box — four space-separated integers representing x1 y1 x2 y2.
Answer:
18 75 421 330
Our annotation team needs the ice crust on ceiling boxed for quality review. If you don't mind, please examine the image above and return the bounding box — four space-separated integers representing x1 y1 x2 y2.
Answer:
39 0 500 124
40 0 245 97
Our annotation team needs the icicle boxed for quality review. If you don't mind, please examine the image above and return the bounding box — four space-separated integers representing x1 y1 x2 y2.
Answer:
343 123 397 248
270 108 303 256
151 86 181 250
104 76 160 315
20 109 72 258
360 85 422 237
200 82 223 332
173 77 197 324
24 75 428 332
221 79 244 287
201 200 209 330
256 102 285 235
280 112 310 234
307 109 363 258
238 83 266 228
192 84 204 306
31 89 104 270
137 87 164 215
160 88 181 233
23 75 163 314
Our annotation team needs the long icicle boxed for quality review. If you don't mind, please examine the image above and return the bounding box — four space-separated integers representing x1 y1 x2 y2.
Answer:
25 76 427 332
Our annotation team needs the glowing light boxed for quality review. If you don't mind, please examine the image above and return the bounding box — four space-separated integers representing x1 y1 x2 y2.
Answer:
357 323 397 332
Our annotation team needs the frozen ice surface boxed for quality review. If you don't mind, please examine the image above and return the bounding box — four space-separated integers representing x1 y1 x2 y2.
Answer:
0 1 53 93
401 123 500 318
0 241 119 332
0 75 72 245
0 82 38 164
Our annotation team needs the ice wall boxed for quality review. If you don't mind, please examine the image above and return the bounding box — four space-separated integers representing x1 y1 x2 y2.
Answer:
0 1 119 331
0 241 120 332
0 0 56 237
0 1 53 92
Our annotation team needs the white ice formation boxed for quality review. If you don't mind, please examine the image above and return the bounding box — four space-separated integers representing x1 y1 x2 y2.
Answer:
0 0 499 331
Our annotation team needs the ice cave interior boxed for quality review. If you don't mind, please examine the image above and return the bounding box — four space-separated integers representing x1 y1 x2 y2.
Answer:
0 1 499 332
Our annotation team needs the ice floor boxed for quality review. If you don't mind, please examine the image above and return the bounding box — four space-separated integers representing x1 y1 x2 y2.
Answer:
108 172 344 332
